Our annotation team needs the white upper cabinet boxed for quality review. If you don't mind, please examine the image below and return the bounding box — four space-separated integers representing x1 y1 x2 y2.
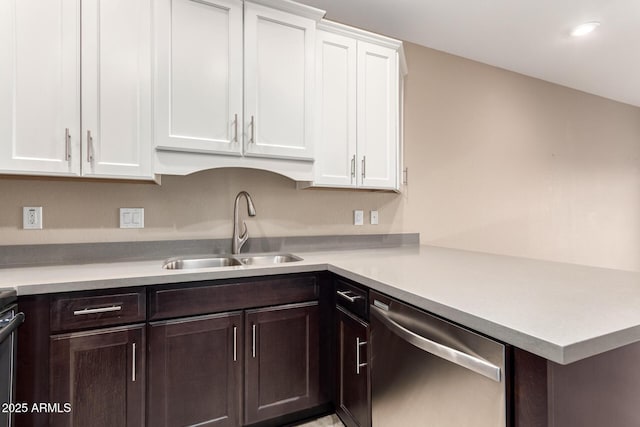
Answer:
314 30 357 187
154 0 323 178
0 0 153 180
0 0 81 177
82 0 153 179
310 22 404 191
154 0 243 156
1 0 401 184
357 41 398 190
243 1 316 160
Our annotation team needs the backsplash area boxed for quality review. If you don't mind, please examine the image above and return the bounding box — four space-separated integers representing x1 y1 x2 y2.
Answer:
0 168 405 245
0 234 419 268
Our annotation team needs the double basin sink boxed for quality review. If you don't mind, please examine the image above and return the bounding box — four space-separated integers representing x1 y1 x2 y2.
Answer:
163 253 302 270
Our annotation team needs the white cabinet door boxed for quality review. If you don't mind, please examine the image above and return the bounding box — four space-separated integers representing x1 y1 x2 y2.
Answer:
81 0 153 179
243 1 315 161
155 0 243 156
314 30 357 187
357 41 398 190
0 0 80 176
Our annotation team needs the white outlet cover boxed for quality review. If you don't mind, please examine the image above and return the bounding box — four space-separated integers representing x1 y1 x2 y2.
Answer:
23 206 43 229
370 210 379 225
354 210 364 226
120 208 144 229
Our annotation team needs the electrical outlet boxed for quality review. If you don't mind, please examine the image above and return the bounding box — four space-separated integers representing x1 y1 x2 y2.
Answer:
23 207 43 229
370 210 379 225
120 208 144 229
354 210 364 226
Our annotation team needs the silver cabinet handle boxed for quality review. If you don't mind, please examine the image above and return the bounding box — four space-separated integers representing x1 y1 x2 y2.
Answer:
249 116 255 144
337 290 363 303
356 337 367 374
252 323 256 358
351 155 356 179
132 343 136 382
233 326 237 362
233 114 238 143
371 305 501 382
86 130 94 162
73 305 122 316
361 156 366 179
65 128 71 161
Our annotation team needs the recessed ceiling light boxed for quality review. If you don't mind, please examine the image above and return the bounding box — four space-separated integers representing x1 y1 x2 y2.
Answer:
571 21 601 37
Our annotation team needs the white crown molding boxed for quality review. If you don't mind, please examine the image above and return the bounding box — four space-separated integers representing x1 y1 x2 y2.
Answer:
318 20 407 75
246 0 326 21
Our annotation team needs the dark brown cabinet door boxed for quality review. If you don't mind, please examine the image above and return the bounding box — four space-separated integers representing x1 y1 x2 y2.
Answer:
49 324 145 427
244 302 320 424
148 312 243 427
336 307 370 427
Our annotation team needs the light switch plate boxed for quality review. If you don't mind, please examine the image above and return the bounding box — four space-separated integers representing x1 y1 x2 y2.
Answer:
354 210 364 226
23 207 43 229
120 208 144 229
370 210 379 225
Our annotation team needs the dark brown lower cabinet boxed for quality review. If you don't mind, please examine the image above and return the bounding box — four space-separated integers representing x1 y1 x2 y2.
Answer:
148 312 243 427
514 342 640 427
244 302 321 425
19 275 328 427
336 307 370 427
49 324 145 427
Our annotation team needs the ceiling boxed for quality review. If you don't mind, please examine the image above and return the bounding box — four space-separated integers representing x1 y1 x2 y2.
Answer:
297 0 640 107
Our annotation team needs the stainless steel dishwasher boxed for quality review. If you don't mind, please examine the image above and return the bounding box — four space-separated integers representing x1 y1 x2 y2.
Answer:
370 291 506 427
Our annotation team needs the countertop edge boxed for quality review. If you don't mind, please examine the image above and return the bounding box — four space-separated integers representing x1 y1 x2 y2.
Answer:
13 262 330 296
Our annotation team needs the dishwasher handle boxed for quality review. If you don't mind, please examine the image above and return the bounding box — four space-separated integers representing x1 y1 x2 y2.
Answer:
371 305 501 382
0 312 25 344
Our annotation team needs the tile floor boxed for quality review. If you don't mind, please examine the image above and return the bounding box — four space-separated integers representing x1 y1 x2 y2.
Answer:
295 414 345 427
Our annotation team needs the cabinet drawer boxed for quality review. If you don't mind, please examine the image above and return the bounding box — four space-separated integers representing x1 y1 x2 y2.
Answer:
335 278 368 320
51 289 146 332
149 274 318 320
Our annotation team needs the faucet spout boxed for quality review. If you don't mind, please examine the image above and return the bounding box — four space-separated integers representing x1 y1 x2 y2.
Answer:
232 191 256 254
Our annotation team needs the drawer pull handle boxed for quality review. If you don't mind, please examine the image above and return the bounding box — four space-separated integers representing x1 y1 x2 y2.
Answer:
73 305 122 316
337 290 363 303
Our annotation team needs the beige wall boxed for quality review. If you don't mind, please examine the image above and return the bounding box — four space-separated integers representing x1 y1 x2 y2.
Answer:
2 42 640 271
402 42 640 271
0 169 402 244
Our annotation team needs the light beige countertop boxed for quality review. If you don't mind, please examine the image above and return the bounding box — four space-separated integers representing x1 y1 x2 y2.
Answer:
3 245 640 365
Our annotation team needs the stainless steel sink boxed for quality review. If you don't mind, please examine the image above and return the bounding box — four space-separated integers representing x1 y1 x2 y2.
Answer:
162 253 302 270
162 256 242 270
236 253 303 265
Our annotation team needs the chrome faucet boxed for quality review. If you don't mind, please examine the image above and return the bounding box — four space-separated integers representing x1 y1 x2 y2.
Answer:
232 191 256 254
